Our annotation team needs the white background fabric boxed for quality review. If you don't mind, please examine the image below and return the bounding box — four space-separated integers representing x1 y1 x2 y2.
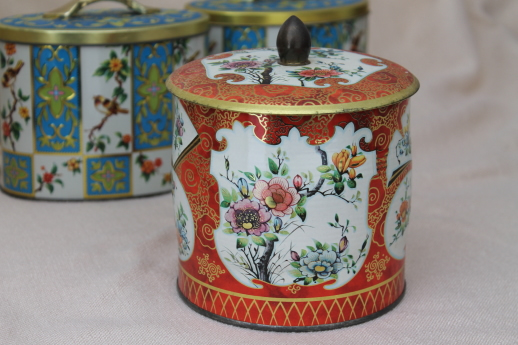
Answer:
1 0 517 343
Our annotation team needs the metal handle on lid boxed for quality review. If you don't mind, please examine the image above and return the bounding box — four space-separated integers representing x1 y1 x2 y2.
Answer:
43 0 160 19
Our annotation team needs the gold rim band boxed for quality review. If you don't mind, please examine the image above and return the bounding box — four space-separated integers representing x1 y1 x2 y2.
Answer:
166 77 420 116
186 1 368 26
0 15 209 45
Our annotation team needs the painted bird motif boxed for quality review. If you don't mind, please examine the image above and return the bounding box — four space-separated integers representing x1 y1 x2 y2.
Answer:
2 60 24 88
93 95 129 116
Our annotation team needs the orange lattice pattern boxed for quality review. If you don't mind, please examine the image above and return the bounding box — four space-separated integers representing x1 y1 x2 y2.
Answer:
178 268 405 327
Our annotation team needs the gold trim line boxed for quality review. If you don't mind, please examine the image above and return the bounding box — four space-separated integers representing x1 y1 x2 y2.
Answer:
186 2 368 26
180 265 404 302
0 15 209 45
166 77 420 116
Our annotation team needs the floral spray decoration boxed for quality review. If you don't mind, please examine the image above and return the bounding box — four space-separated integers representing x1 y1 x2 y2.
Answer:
219 143 369 286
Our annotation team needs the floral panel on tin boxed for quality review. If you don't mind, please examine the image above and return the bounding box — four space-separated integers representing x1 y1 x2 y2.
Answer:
210 122 376 289
0 42 32 153
82 45 132 154
172 97 198 164
33 45 80 153
172 170 195 261
386 107 411 185
385 174 411 259
202 48 386 88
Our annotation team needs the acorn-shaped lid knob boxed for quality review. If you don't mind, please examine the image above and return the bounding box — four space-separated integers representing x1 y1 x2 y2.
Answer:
277 15 311 66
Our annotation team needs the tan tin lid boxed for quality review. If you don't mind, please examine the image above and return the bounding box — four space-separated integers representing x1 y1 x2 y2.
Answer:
167 17 419 116
0 0 209 45
187 0 368 26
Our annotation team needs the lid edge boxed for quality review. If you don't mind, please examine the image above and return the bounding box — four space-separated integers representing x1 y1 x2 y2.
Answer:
186 2 368 26
167 76 420 116
0 12 209 45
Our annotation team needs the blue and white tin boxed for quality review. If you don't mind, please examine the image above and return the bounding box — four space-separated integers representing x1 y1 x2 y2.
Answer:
187 0 368 54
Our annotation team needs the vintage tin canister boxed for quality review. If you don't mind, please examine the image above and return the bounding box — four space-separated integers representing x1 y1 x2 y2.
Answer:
0 0 208 200
187 0 368 55
167 17 418 330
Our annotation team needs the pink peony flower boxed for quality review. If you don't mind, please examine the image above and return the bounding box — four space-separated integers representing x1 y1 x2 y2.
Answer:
253 177 301 217
221 60 262 69
224 199 271 236
298 69 341 78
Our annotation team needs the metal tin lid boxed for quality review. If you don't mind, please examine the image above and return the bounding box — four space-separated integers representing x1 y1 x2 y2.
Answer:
167 16 419 116
0 0 209 45
186 0 368 26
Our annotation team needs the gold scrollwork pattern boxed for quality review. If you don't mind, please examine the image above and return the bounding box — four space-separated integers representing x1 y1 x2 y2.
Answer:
365 252 390 282
197 254 225 282
287 284 301 295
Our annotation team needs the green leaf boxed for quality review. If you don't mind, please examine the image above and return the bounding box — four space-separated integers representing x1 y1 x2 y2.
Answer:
268 157 279 174
251 235 266 247
37 175 43 184
290 262 301 268
295 206 306 222
86 141 94 152
110 50 117 60
307 245 316 251
315 241 323 250
317 165 332 173
321 173 334 180
221 188 232 202
12 122 22 131
243 171 256 181
298 195 307 206
236 237 249 249
361 237 368 251
255 166 261 179
300 249 307 257
263 233 278 242
50 164 58 175
333 171 341 182
335 213 339 223
262 171 273 179
113 86 124 97
334 182 345 195
220 200 230 208
356 173 363 179
322 243 330 251
54 179 64 187
93 66 108 76
222 228 235 234
46 183 54 194
280 164 289 176
97 141 106 153
347 179 357 188
12 129 20 140
304 277 313 285
0 51 5 68
231 189 238 202
279 230 289 235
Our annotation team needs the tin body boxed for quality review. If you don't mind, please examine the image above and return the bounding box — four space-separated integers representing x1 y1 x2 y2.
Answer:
187 0 368 54
167 47 418 330
0 3 208 200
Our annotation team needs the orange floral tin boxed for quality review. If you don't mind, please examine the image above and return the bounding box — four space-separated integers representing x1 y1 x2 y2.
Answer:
167 17 419 331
